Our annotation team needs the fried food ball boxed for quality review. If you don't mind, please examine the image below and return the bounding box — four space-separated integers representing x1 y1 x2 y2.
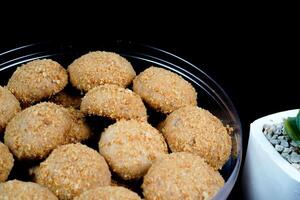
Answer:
65 107 92 143
34 143 111 200
49 90 82 109
0 142 14 182
4 102 72 160
133 66 197 114
74 186 141 200
99 120 168 180
0 180 58 200
161 106 232 170
68 51 136 92
7 59 68 104
81 84 147 121
142 152 224 200
0 86 21 133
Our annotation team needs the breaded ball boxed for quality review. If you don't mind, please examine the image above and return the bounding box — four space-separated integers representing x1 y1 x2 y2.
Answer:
0 142 14 182
99 120 168 180
68 51 136 92
7 59 68 104
0 180 58 200
4 102 72 160
74 186 141 200
65 107 92 143
49 90 82 109
161 106 232 169
142 152 224 200
81 84 147 121
34 143 111 200
133 67 197 114
0 86 21 133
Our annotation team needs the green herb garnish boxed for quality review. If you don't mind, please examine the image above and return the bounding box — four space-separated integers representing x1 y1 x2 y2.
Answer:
284 110 300 147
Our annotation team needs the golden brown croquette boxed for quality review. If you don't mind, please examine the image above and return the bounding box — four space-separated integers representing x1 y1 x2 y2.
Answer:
74 186 141 200
161 106 232 170
0 180 58 200
4 102 72 160
133 66 197 114
99 120 168 180
7 59 68 104
34 143 111 200
0 142 14 182
142 152 224 200
0 86 21 133
81 84 147 121
68 51 136 92
64 107 92 143
49 90 82 109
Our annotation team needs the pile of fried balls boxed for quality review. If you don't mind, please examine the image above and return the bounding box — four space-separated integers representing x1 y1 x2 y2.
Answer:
0 51 232 200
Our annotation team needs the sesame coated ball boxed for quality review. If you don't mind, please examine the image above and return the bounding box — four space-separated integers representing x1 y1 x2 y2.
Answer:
68 51 136 92
99 120 168 180
74 186 141 200
161 106 232 169
133 66 197 114
0 86 21 133
34 143 111 200
0 180 58 200
7 59 68 104
4 102 72 160
81 84 147 121
142 152 224 200
0 142 14 182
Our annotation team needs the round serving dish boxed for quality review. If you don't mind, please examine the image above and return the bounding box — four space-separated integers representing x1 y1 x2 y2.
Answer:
0 40 242 199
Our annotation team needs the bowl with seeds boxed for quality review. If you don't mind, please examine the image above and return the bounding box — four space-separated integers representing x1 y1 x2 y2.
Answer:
243 109 300 200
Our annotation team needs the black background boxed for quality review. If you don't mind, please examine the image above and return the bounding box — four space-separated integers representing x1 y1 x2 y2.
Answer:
0 15 298 199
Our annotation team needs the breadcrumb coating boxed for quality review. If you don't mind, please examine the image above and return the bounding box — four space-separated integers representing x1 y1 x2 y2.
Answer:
74 186 141 200
0 86 21 133
34 143 111 200
161 106 232 169
81 84 147 121
133 67 197 114
0 142 14 182
68 51 136 92
4 102 72 160
7 59 68 104
142 152 224 200
99 120 168 180
0 180 58 200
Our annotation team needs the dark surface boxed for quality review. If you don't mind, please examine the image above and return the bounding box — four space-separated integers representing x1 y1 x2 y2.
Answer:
0 29 298 199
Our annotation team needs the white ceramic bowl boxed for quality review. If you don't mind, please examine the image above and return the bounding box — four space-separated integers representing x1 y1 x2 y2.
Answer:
243 109 300 200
